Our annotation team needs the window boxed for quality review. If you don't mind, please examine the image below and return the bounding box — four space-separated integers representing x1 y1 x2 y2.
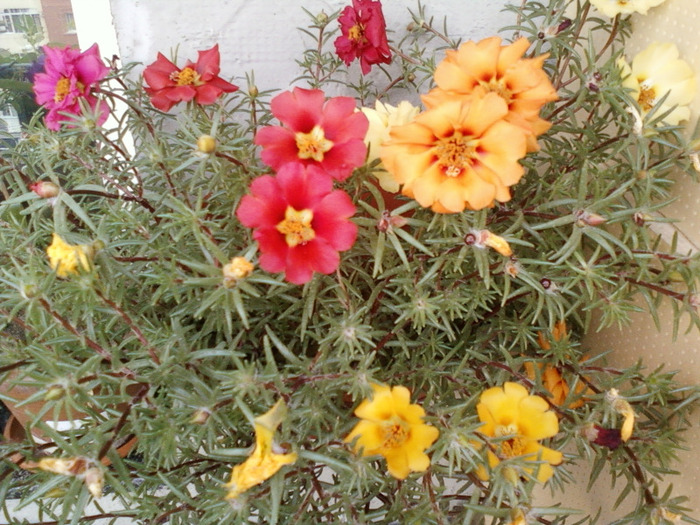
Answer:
64 12 75 34
0 8 42 34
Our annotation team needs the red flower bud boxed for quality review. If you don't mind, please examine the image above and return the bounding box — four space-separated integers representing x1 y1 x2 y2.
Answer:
30 181 61 198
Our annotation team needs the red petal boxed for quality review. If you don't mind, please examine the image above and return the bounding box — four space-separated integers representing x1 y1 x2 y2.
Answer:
276 164 333 210
195 44 221 79
270 88 324 131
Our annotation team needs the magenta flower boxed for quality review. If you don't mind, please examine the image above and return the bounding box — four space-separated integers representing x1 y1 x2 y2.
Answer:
143 44 238 112
236 163 358 285
32 44 110 131
334 0 392 75
254 87 368 181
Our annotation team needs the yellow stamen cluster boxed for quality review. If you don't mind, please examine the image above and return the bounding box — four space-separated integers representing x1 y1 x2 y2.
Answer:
54 77 71 103
295 125 334 161
276 206 315 247
435 132 477 178
170 66 201 86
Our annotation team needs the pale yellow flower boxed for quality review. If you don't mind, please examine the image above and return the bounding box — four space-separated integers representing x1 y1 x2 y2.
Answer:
589 0 666 17
224 399 297 499
222 256 254 287
619 42 696 126
37 456 103 498
345 384 439 480
361 100 420 193
475 382 563 483
46 233 96 278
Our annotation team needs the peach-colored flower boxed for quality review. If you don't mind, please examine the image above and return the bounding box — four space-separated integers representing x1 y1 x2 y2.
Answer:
422 37 557 151
380 93 527 212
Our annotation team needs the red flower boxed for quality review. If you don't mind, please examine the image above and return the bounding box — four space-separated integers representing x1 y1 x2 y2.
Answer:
143 44 238 112
236 164 357 285
32 44 109 131
254 87 368 181
334 0 392 75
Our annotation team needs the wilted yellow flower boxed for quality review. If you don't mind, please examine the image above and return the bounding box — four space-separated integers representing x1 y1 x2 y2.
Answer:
466 229 513 257
619 42 696 126
606 388 635 442
361 100 420 192
46 233 96 278
345 384 439 480
224 399 297 499
589 0 666 17
37 456 103 498
475 382 563 483
223 256 254 286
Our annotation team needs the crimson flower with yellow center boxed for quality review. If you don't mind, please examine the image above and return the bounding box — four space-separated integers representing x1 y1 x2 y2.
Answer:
618 42 696 126
236 163 357 284
254 87 368 181
334 0 392 75
422 37 558 151
344 384 439 480
475 382 562 483
380 92 527 212
143 44 238 112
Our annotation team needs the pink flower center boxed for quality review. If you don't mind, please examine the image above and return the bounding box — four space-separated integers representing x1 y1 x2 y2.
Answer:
276 206 315 247
435 131 478 177
294 125 334 162
348 24 367 44
170 67 201 86
381 419 409 449
54 77 72 103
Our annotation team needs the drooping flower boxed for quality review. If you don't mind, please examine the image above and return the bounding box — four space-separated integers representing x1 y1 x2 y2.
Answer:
224 399 297 499
345 384 439 480
465 229 513 257
618 42 696 126
46 233 98 278
475 382 563 483
32 44 110 131
422 37 558 151
143 44 238 112
334 0 392 75
254 87 368 181
236 163 357 284
589 0 666 17
606 388 635 442
361 100 420 192
222 256 254 286
380 93 528 213
37 456 103 498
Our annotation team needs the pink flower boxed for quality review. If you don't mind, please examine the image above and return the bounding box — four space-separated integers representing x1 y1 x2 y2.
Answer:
143 44 238 112
236 163 357 285
334 0 392 74
254 87 368 181
32 44 110 131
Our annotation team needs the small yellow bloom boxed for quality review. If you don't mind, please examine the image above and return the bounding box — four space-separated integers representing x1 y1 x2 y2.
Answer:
224 399 297 499
475 382 563 483
589 0 666 17
37 456 103 498
361 100 420 193
619 42 696 126
196 134 217 154
345 384 439 480
606 388 635 442
46 233 97 278
223 256 254 287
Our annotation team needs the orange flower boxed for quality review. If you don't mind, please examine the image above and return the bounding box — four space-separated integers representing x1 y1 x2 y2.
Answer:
380 93 527 213
422 37 557 151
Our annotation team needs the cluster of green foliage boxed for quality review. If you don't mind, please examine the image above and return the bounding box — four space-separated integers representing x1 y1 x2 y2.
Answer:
0 0 699 523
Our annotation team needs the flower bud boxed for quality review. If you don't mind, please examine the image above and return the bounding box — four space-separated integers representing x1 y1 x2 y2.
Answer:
316 11 328 24
248 85 259 98
44 384 65 401
190 408 211 425
197 135 217 154
30 181 60 199
223 256 254 287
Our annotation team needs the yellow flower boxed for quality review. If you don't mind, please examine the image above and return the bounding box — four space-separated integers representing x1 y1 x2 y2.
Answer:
46 233 97 278
475 382 563 483
345 384 439 480
361 100 420 193
381 93 527 213
222 256 254 287
422 37 557 151
606 388 635 442
619 42 696 126
589 0 666 17
224 399 297 499
37 456 103 498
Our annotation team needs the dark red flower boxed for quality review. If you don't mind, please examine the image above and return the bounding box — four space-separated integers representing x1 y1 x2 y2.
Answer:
236 163 357 285
334 0 392 75
143 44 238 112
254 87 368 181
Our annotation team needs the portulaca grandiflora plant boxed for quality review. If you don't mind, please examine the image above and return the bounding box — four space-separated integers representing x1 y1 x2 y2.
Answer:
1 0 699 523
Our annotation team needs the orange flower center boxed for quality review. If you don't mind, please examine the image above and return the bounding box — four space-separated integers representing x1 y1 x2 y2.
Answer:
637 80 656 111
276 206 315 247
348 24 366 43
382 420 409 449
495 424 526 458
54 77 75 103
480 77 514 104
295 125 334 162
170 67 201 86
435 131 478 177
